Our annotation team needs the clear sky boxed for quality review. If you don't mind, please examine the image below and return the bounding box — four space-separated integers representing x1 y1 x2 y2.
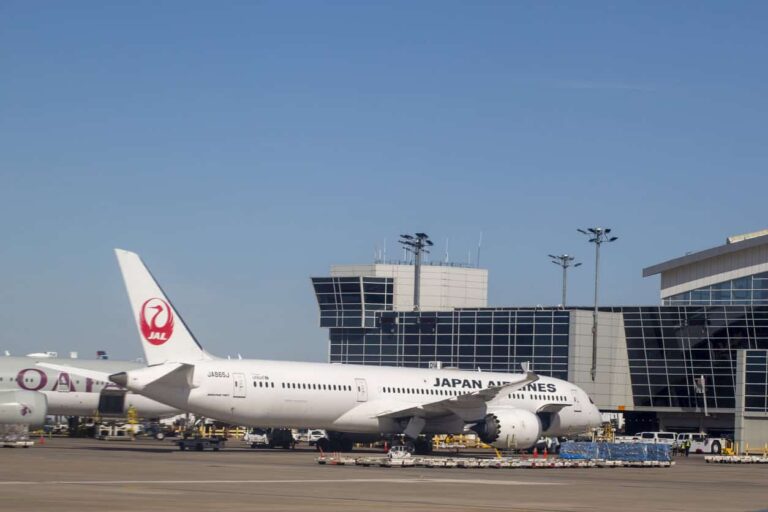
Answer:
1 1 766 362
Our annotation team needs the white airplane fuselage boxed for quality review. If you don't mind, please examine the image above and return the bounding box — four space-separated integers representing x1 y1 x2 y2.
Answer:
0 356 179 418
128 358 600 437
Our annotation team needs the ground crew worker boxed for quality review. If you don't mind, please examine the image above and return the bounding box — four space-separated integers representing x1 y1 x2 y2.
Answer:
683 438 691 457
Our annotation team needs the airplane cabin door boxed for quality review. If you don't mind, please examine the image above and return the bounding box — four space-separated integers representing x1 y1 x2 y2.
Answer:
571 388 582 412
354 378 368 402
233 373 246 398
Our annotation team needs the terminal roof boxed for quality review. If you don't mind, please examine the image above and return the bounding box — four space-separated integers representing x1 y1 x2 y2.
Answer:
642 230 768 277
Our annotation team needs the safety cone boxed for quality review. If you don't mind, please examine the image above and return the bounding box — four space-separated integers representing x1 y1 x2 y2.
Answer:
543 447 548 459
532 447 538 459
38 434 45 445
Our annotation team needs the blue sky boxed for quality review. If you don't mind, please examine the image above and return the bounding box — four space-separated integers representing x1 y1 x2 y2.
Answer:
1 1 766 362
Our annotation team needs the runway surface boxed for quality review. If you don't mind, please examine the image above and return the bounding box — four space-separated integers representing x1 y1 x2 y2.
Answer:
1 438 766 511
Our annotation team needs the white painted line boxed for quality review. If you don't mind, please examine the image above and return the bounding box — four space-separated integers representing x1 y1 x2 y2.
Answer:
0 478 560 486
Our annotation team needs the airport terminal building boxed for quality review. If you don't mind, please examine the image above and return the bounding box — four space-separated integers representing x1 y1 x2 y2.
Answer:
312 231 768 443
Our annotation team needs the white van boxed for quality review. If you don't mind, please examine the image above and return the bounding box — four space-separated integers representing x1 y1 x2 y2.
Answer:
637 432 677 445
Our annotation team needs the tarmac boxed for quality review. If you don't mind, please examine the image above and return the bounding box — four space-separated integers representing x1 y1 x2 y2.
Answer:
1 438 767 512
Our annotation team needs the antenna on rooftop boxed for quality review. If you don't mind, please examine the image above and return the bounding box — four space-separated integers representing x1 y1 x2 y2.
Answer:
477 231 483 268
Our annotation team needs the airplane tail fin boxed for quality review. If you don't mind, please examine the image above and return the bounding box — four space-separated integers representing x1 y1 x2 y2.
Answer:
114 249 212 366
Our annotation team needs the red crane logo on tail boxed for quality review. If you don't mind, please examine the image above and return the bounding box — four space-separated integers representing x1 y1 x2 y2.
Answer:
140 298 175 346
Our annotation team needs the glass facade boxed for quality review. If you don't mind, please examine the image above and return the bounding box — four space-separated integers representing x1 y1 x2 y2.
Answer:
328 309 571 379
314 276 768 411
664 272 768 306
312 277 393 328
607 306 768 411
744 350 768 413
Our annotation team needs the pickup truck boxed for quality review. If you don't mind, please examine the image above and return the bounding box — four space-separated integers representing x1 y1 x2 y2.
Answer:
244 428 295 449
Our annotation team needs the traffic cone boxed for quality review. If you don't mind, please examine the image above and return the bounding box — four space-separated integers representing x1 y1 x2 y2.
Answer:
38 434 45 445
532 447 538 459
543 447 548 459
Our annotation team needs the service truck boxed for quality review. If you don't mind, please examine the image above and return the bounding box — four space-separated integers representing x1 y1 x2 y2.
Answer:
674 432 728 454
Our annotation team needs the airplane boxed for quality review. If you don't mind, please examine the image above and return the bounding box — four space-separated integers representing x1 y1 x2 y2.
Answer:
0 354 180 427
42 249 602 453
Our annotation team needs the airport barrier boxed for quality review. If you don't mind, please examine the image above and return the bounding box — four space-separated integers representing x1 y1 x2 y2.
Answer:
705 455 768 464
559 442 671 462
316 455 675 469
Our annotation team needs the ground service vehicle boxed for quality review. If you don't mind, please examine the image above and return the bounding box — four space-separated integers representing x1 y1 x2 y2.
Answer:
675 432 727 454
244 427 295 449
637 432 677 445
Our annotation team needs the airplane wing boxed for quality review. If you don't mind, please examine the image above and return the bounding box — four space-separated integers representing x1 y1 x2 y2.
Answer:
537 403 571 413
376 371 539 421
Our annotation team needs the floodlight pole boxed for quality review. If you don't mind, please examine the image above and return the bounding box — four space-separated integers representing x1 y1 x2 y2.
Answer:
414 244 423 311
549 254 581 307
578 227 618 381
399 233 433 312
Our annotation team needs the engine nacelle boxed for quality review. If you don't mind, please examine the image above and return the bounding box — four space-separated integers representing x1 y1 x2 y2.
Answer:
0 390 47 426
472 408 541 450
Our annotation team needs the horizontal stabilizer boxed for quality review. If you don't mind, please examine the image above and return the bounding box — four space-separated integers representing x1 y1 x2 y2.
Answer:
112 363 196 392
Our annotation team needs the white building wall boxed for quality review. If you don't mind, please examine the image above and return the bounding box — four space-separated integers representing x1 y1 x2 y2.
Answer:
568 310 635 411
660 243 768 299
330 264 488 311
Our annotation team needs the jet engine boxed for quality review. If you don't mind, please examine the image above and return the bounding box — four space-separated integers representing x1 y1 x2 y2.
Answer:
472 408 541 449
0 390 47 426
